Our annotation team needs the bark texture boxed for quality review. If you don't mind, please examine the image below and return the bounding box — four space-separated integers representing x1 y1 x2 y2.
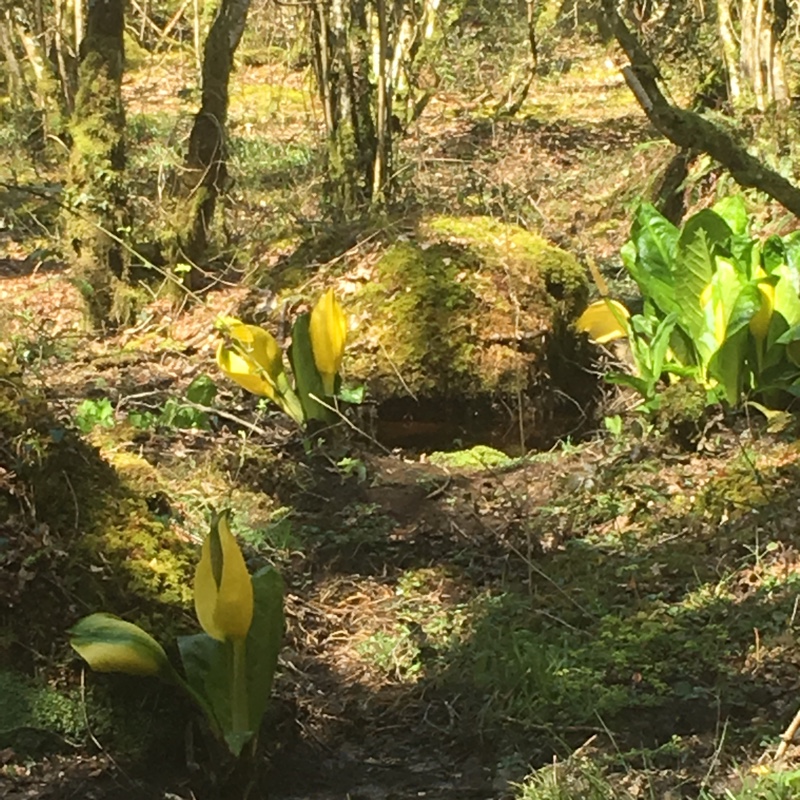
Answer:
310 0 440 215
170 0 251 275
65 0 128 326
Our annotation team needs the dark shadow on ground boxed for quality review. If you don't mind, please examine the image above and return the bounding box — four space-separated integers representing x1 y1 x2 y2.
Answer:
7 381 800 800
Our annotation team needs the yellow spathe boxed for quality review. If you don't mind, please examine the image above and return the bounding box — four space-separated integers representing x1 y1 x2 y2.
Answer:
309 289 347 396
216 322 284 400
576 299 630 344
194 511 254 642
750 270 774 342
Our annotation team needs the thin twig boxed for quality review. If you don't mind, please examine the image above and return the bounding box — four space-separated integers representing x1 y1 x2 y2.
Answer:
184 401 289 444
379 339 418 401
308 394 393 454
774 706 800 761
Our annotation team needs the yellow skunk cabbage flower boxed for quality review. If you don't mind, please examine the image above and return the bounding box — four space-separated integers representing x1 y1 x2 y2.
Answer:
750 270 774 342
216 320 284 401
309 289 347 395
194 511 254 642
576 299 630 344
69 614 170 677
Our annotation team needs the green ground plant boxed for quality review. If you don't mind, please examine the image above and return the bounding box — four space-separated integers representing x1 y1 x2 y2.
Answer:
579 196 800 408
69 511 284 758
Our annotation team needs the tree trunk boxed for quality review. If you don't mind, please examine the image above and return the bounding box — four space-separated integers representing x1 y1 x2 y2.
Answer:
65 0 128 327
169 0 251 279
716 0 741 106
310 0 377 215
737 0 789 110
310 0 443 216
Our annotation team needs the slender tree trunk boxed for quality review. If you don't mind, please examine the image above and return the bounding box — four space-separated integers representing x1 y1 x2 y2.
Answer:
738 0 789 110
65 0 129 326
310 0 442 216
717 0 740 106
0 16 25 107
169 0 251 278
311 0 377 215
372 0 390 202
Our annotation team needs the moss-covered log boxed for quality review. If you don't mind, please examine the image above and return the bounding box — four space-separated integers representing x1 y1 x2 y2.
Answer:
169 0 252 279
64 0 129 327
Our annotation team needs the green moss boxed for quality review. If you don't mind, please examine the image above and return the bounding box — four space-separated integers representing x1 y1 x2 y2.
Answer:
230 82 309 122
0 363 194 652
0 670 86 751
65 21 129 326
123 32 149 69
424 215 588 307
346 214 587 401
428 445 515 471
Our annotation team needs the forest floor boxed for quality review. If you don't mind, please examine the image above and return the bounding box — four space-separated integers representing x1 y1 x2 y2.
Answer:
4 31 800 800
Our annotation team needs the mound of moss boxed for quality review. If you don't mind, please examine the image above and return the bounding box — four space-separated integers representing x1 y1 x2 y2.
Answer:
0 355 194 661
346 215 588 402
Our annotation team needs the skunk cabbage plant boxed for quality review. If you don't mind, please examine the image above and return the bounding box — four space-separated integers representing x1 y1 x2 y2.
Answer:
576 196 800 405
69 511 284 756
215 289 347 424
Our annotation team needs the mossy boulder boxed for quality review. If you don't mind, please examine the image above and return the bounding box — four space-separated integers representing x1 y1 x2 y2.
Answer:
344 215 587 401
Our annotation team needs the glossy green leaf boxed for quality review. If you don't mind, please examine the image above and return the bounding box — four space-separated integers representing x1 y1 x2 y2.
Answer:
624 204 679 316
675 213 732 355
712 195 748 236
761 235 786 274
69 614 171 678
241 567 284 739
709 327 748 405
289 313 332 422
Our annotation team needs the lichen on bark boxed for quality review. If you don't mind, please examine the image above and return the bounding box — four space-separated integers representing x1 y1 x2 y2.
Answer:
64 0 130 327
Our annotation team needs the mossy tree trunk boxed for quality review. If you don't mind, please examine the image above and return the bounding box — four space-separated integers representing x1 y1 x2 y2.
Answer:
311 0 377 215
169 0 251 282
64 0 129 327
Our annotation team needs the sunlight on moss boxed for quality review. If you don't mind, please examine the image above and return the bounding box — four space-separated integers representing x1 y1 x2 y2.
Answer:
229 82 310 127
346 214 587 401
428 444 514 471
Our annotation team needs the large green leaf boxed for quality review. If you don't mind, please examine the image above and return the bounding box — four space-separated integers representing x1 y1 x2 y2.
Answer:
675 225 717 357
69 614 172 678
243 567 284 738
178 632 227 736
782 232 800 289
712 195 748 236
288 313 332 422
709 327 749 405
770 264 800 345
624 204 679 315
681 209 734 251
725 281 760 338
648 313 679 379
177 567 284 757
762 235 786 273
